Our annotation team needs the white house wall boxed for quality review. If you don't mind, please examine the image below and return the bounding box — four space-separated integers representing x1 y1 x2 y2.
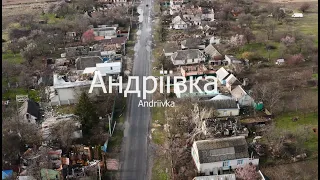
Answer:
216 108 240 117
199 158 259 173
192 144 201 171
50 86 100 105
164 52 175 57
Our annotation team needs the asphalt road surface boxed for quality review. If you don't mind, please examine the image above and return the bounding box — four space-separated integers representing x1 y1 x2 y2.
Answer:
120 0 153 179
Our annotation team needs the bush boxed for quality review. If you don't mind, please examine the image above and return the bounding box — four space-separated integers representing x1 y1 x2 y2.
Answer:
241 51 262 61
266 44 277 50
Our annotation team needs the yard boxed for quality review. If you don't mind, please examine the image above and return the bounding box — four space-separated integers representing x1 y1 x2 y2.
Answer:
261 158 318 180
275 111 318 155
232 1 319 62
2 52 24 64
3 88 40 102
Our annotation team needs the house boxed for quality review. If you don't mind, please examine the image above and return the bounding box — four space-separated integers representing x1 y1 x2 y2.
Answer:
170 16 188 30
180 65 216 77
201 8 215 21
215 67 230 84
97 36 127 54
231 85 254 107
19 100 41 124
75 56 104 70
209 36 221 45
181 38 206 50
201 99 240 117
225 55 242 65
92 25 118 40
193 174 235 180
65 46 89 58
209 94 234 101
182 14 202 26
83 62 122 76
204 44 224 66
292 13 303 18
191 136 259 175
163 42 180 57
275 58 285 65
171 49 205 66
48 74 98 105
201 117 249 138
225 74 242 91
174 79 219 98
87 50 117 62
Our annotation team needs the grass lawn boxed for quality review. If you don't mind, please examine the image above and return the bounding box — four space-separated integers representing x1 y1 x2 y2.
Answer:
275 112 318 130
41 13 63 24
312 73 318 79
53 105 76 115
152 157 170 180
235 42 281 61
275 111 318 154
3 88 40 102
2 52 24 64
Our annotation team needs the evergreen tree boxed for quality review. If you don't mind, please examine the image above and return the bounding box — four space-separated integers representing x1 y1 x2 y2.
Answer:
75 92 98 137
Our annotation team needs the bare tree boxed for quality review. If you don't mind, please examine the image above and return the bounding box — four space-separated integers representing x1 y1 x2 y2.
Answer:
242 28 255 44
263 20 276 40
238 13 254 28
299 3 310 13
257 14 267 25
51 120 80 150
251 82 283 114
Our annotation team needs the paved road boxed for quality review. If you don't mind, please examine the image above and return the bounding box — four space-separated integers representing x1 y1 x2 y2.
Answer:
120 0 153 179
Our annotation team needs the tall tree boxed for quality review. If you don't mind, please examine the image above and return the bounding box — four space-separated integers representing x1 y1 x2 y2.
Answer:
74 92 98 137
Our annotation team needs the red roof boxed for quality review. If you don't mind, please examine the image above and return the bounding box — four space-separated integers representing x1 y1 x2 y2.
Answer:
94 36 105 41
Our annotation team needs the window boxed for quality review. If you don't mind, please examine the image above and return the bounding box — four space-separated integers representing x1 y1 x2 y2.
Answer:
223 161 229 167
237 159 243 165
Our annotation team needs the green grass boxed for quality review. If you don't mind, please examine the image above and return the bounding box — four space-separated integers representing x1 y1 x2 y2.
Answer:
54 105 75 114
275 112 318 154
41 13 63 24
152 106 166 125
8 23 21 29
312 73 318 79
152 127 166 145
235 42 281 61
2 52 24 64
275 112 318 130
152 157 170 180
3 88 40 102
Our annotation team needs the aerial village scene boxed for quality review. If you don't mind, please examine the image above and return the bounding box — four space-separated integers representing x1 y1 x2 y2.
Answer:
1 0 318 179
